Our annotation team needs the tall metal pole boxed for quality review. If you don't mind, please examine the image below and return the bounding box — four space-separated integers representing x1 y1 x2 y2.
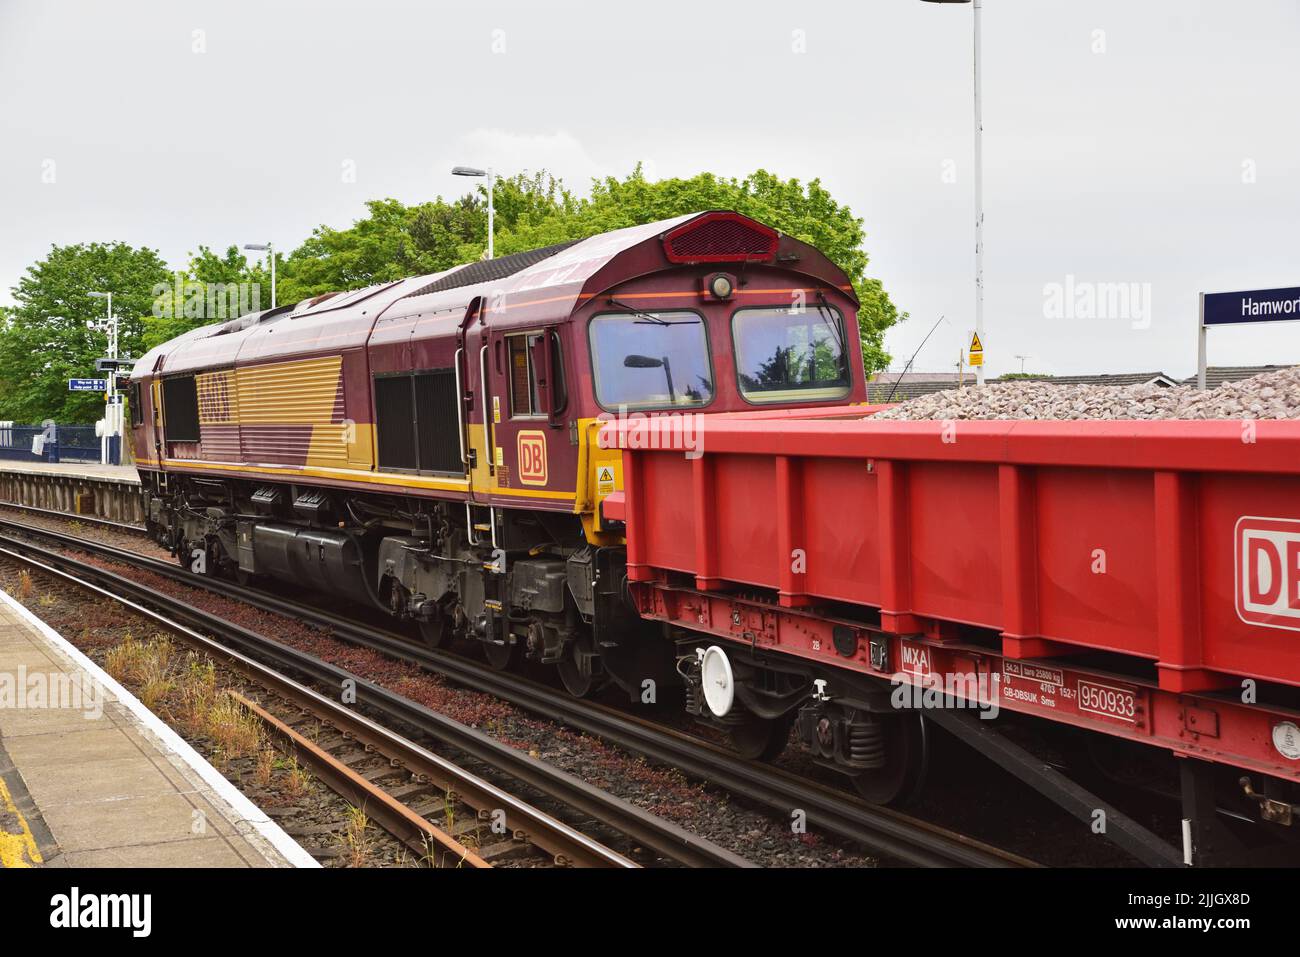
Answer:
89 290 119 465
269 242 276 309
972 0 985 385
487 167 495 260
105 291 116 363
1197 293 1208 390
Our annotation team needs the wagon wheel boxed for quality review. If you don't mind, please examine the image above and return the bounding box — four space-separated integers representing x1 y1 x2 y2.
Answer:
556 632 602 698
727 710 797 761
482 635 522 671
850 712 930 806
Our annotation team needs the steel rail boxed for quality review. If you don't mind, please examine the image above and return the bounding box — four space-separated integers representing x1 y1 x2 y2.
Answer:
0 501 145 535
230 692 490 868
0 517 1028 867
0 532 746 868
0 543 638 868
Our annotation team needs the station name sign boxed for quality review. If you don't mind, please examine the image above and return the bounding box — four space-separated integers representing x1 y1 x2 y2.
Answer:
1204 285 1300 326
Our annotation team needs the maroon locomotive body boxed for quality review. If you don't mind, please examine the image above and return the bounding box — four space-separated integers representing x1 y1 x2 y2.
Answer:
130 211 867 693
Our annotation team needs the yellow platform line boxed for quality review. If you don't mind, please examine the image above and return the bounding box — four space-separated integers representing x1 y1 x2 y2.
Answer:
0 776 42 867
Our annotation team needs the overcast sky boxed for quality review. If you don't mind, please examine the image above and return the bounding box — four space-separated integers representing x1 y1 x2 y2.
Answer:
2 0 1297 378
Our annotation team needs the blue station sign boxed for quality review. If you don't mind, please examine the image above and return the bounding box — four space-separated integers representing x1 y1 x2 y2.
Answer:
1203 285 1300 326
68 378 107 392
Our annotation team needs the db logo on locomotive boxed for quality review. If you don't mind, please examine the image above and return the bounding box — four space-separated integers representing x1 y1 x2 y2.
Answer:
516 431 548 486
1236 516 1300 631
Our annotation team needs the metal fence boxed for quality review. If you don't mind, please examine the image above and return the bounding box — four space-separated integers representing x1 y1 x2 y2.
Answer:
0 423 105 464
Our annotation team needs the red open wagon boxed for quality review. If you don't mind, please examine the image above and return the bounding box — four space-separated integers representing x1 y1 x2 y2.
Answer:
604 405 1300 862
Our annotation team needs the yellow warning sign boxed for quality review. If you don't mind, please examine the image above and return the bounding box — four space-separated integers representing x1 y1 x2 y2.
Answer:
596 465 616 497
968 331 984 368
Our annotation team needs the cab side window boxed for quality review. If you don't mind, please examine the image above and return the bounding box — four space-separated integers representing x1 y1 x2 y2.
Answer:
508 333 542 417
505 330 565 419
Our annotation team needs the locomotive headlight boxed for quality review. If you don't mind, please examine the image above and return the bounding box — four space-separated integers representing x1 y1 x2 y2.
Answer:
707 273 735 300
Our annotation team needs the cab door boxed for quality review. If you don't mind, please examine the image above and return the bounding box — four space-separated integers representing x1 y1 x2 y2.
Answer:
490 328 566 495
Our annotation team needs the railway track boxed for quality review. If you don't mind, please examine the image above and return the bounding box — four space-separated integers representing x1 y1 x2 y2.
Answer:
0 501 145 535
0 513 1032 868
0 535 749 868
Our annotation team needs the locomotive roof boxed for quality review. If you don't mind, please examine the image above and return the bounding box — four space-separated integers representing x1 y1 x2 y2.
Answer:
133 210 856 378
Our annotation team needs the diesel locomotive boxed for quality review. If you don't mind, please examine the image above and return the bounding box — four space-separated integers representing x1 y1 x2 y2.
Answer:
129 210 867 723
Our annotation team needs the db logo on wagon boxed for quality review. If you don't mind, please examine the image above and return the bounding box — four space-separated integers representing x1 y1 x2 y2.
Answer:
1236 516 1300 631
517 430 548 486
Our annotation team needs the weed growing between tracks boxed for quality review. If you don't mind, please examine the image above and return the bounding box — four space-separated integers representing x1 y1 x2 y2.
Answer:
0 559 416 867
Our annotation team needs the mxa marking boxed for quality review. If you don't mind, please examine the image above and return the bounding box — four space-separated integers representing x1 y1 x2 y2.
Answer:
899 642 931 678
1236 516 1300 632
517 430 548 486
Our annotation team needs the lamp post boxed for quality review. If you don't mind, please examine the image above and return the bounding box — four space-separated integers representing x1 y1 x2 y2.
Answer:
452 166 494 259
87 291 118 464
921 0 984 384
243 242 275 309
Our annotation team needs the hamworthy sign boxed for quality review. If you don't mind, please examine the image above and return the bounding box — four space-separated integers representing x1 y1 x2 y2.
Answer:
1197 284 1300 389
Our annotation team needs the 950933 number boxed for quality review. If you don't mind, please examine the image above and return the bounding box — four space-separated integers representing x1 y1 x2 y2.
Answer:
1077 679 1137 723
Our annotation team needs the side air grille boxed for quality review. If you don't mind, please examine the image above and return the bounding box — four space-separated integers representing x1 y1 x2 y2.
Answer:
161 375 201 442
374 375 417 471
374 369 462 474
413 370 461 473
662 213 779 263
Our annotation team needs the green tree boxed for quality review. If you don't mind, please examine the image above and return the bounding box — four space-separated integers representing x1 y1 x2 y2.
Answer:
277 172 574 303
495 167 903 371
0 242 170 423
142 245 271 350
278 167 904 371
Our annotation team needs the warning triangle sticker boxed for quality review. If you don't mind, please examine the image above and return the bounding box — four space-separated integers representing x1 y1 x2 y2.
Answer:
597 466 615 483
969 331 983 352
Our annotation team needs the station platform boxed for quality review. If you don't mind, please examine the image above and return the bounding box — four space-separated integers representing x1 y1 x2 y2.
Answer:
0 460 143 524
0 460 140 483
0 587 316 868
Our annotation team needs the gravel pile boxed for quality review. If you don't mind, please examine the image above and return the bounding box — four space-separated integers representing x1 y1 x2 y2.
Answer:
872 366 1300 421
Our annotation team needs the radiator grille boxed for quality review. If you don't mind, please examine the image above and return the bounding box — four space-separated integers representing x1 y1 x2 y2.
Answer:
375 369 462 474
161 376 200 442
374 376 417 471
414 370 461 473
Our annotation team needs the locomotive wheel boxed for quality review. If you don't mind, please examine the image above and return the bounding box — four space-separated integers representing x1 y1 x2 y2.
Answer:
556 633 600 698
850 712 930 806
482 636 521 671
417 606 452 649
727 710 797 761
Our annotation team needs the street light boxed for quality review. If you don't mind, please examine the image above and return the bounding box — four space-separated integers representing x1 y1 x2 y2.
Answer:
243 242 275 309
451 166 494 259
921 0 984 384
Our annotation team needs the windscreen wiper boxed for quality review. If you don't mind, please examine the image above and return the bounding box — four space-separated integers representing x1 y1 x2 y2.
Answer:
814 292 847 354
607 298 699 326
